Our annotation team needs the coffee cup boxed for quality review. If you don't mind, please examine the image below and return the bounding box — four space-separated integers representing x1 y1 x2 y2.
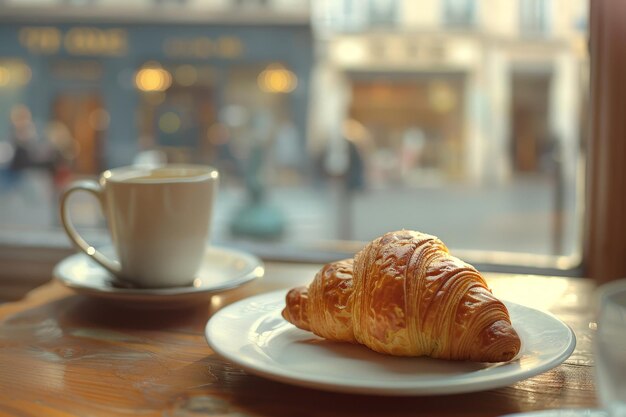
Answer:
60 164 219 288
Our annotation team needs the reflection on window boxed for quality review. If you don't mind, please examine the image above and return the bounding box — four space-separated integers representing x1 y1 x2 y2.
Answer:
0 0 588 271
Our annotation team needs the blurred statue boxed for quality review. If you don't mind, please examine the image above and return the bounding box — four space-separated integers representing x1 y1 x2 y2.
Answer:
230 109 285 240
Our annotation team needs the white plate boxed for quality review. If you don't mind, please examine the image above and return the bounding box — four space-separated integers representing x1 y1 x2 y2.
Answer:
54 245 264 308
205 290 576 396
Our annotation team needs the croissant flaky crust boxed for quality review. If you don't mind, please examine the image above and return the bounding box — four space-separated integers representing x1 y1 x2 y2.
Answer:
282 230 521 362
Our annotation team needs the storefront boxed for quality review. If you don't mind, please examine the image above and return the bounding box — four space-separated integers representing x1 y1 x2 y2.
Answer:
312 32 584 186
310 33 477 185
0 22 313 178
346 71 466 185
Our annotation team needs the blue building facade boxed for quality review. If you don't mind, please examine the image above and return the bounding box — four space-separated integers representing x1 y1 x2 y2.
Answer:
0 21 313 173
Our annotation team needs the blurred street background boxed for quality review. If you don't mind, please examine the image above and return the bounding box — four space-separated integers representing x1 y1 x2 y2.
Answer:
0 0 588 266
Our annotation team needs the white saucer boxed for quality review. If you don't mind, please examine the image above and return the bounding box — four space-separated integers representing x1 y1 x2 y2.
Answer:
54 245 264 308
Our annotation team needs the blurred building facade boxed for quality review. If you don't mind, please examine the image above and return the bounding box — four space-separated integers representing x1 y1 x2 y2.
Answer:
0 0 589 258
0 0 588 187
0 0 312 184
310 0 588 186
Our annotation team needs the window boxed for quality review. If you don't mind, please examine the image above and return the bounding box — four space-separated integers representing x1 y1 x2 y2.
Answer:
444 0 476 28
0 0 589 282
520 0 549 36
368 0 398 27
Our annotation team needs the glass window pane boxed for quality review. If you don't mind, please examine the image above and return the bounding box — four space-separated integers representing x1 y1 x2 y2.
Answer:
0 0 589 272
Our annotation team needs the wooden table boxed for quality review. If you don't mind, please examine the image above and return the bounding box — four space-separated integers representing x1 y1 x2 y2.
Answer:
0 262 598 417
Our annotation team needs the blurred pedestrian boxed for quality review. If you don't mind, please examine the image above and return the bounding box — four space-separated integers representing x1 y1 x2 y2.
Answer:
4 105 38 192
44 121 77 192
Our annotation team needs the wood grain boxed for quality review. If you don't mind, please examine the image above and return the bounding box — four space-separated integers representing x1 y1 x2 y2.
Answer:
0 265 598 417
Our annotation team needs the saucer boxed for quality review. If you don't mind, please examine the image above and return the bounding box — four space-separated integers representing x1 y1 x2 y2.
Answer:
53 245 264 308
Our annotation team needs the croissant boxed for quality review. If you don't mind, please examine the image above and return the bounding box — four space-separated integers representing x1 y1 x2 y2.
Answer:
282 230 521 362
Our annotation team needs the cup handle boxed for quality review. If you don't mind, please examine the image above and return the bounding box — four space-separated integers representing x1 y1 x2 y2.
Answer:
60 179 121 276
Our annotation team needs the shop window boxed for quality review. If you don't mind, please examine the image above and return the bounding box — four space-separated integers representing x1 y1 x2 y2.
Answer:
520 0 549 36
443 0 476 28
368 0 398 27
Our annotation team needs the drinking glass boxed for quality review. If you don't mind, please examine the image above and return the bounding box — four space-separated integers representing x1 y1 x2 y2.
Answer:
595 279 626 417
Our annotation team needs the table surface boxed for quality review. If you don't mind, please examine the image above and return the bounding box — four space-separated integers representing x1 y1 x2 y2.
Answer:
0 262 598 417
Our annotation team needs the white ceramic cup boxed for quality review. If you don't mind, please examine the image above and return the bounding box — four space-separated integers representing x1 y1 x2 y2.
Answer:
60 164 219 288
594 279 626 417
